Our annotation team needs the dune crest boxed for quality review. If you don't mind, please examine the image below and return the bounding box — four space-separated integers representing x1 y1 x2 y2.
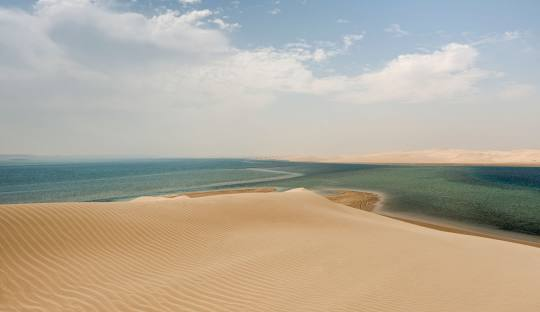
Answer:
2 190 540 311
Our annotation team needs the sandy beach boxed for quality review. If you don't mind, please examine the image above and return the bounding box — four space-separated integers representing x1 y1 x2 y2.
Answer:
2 188 539 311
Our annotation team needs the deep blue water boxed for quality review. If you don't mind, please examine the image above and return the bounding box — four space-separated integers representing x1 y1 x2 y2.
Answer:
1 158 539 237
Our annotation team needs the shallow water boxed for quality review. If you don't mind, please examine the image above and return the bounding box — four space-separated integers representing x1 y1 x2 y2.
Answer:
269 165 540 236
1 158 539 237
0 158 290 202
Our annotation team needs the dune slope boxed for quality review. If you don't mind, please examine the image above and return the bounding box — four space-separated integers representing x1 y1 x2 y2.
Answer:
1 190 539 311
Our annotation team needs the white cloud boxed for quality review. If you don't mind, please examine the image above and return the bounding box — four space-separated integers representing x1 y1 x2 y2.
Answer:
336 18 349 24
385 23 409 37
503 31 521 41
0 1 493 110
312 49 327 62
278 34 364 63
211 18 240 31
179 0 201 4
0 0 509 155
279 42 330 63
268 8 280 15
343 33 364 49
469 30 523 46
176 9 212 24
337 43 489 103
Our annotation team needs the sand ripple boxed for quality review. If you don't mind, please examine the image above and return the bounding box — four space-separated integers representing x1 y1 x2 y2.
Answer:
1 190 539 311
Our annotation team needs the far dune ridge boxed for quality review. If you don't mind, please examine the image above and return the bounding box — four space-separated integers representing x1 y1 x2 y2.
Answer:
2 189 540 311
275 149 540 165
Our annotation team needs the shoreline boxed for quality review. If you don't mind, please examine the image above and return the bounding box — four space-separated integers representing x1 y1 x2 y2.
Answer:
381 212 540 248
321 189 540 248
280 160 540 167
267 149 540 167
138 187 539 248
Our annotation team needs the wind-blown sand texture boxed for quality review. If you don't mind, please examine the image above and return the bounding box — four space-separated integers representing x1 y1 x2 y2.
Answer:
277 149 540 165
2 189 540 311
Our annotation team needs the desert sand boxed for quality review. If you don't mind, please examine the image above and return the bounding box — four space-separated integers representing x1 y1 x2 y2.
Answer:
129 188 276 203
277 149 540 165
2 189 540 311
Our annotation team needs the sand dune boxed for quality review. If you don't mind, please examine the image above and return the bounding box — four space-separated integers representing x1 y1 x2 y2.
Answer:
2 190 540 311
277 149 540 165
130 188 276 202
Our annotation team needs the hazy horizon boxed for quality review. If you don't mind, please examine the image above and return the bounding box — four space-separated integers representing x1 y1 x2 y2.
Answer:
1 0 539 157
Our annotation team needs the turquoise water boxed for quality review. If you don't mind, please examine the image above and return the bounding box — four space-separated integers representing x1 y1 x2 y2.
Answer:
1 158 539 238
0 159 294 202
268 165 540 236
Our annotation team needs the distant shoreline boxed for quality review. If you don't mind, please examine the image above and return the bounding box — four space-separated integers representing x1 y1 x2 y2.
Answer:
272 159 540 167
264 149 540 167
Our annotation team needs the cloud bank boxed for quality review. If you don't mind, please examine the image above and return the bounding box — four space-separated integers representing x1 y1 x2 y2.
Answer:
0 1 489 108
0 0 519 156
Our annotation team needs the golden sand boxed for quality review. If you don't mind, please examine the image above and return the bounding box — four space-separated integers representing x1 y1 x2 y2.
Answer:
2 189 540 311
181 187 276 198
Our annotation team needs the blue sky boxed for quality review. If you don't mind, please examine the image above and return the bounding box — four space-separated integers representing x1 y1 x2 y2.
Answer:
0 0 538 156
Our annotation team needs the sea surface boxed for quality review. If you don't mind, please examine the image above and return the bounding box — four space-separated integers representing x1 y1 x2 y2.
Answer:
1 157 539 239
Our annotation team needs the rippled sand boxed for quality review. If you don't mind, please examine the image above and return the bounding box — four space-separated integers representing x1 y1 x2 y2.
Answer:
2 189 539 311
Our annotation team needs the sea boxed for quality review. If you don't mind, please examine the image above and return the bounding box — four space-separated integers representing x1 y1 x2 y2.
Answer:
1 157 539 241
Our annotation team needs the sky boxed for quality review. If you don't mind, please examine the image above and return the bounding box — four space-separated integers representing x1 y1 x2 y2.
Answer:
0 0 539 157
